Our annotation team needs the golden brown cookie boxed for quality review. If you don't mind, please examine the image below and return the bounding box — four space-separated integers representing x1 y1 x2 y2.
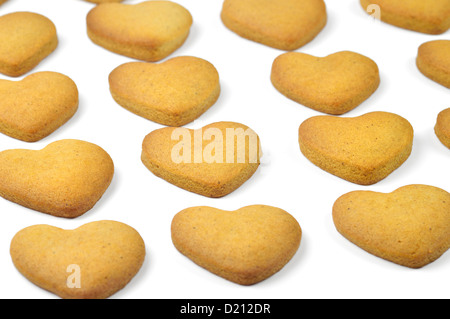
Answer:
141 122 262 197
221 0 327 50
0 72 79 142
0 0 7 5
10 220 145 299
360 0 450 34
0 12 58 77
298 111 414 185
435 108 450 149
109 56 220 126
416 40 450 89
86 1 193 61
172 205 302 285
333 185 450 268
271 51 380 115
0 139 114 218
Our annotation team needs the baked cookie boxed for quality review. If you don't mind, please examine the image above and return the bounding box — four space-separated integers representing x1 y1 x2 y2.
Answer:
172 205 302 285
271 51 380 115
435 108 450 149
0 12 58 77
10 220 145 299
109 56 220 126
0 72 79 142
0 139 114 218
416 40 450 89
333 185 450 268
221 0 327 50
360 0 450 34
141 122 262 197
298 111 414 185
86 1 193 61
0 0 7 5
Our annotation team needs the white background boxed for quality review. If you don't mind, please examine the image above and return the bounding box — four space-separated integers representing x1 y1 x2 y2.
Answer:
0 0 448 299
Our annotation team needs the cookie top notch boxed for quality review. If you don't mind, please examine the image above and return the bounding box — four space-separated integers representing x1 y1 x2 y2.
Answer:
0 12 58 77
271 51 380 115
86 1 193 62
298 111 414 185
172 205 302 285
10 220 146 299
109 56 220 127
221 0 327 50
0 72 79 142
360 0 450 34
333 184 450 268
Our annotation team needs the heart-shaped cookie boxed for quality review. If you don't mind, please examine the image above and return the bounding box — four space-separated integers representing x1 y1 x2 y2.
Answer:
109 56 220 126
298 111 414 185
141 122 262 197
172 205 302 285
360 0 450 34
0 12 58 77
0 139 114 218
271 51 380 115
221 0 327 50
435 108 450 149
10 220 145 299
333 185 450 268
416 40 450 89
0 72 79 142
86 1 193 61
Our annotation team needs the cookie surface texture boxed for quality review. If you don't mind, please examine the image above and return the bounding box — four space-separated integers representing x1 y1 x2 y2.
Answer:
416 40 450 89
0 139 114 218
333 185 450 268
141 122 262 197
0 12 58 77
435 108 450 149
271 51 380 115
86 1 193 61
10 220 145 299
298 111 414 185
360 0 450 34
0 72 79 142
221 0 327 50
109 56 220 126
172 205 302 285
